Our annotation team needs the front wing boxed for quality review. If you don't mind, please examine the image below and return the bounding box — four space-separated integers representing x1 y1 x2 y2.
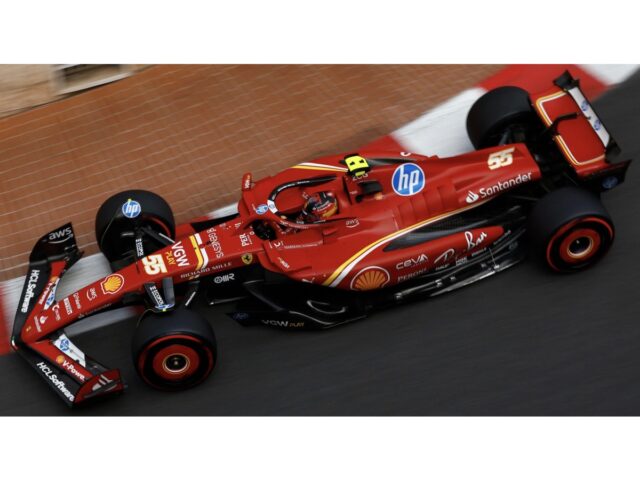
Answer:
11 224 125 407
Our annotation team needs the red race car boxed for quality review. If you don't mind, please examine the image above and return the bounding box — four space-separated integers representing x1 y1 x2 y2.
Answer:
11 71 631 406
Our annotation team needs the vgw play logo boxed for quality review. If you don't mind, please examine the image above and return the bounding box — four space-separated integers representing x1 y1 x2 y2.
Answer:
391 163 425 196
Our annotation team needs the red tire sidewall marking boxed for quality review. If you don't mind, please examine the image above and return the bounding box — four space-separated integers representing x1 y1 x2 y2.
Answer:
545 216 613 271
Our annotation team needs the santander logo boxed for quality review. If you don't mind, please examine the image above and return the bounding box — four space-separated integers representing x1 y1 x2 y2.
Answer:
465 172 533 205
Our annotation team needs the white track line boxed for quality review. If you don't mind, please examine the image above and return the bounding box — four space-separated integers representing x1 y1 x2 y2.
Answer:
391 87 486 157
579 64 639 86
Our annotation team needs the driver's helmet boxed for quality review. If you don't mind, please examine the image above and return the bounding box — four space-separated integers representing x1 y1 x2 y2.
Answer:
301 191 338 222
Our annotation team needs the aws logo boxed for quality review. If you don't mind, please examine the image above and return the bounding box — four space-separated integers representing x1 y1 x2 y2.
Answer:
48 226 73 244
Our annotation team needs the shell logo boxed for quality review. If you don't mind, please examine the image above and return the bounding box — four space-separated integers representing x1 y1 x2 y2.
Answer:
350 266 390 291
100 274 124 295
56 355 65 365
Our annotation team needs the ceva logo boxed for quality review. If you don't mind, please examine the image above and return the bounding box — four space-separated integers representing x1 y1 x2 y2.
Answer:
392 163 425 196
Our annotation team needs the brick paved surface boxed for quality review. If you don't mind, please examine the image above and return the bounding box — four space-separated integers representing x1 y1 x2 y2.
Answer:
0 64 501 281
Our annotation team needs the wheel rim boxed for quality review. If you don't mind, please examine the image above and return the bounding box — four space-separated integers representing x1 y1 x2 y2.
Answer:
163 354 190 374
152 344 200 381
546 217 613 271
138 334 215 388
558 228 601 264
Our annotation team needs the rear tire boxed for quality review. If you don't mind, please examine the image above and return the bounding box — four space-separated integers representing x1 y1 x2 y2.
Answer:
528 187 614 272
466 86 538 149
95 190 175 265
132 308 217 391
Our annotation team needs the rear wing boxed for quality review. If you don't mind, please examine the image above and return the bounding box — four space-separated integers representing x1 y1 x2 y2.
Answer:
12 223 125 407
532 71 631 189
553 71 618 155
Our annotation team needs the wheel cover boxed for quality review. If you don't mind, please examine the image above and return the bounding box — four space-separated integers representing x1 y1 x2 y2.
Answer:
137 334 215 389
558 228 601 264
546 216 613 271
152 344 200 381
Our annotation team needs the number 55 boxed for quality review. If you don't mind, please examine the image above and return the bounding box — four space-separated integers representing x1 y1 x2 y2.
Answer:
487 147 515 170
142 254 167 275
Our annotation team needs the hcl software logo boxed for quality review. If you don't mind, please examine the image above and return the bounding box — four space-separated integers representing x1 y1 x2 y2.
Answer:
391 163 425 196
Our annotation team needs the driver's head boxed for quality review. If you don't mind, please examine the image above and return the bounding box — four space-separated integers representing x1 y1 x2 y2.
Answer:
302 191 338 222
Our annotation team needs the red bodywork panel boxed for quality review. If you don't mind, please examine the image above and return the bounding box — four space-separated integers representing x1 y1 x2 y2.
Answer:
239 147 539 289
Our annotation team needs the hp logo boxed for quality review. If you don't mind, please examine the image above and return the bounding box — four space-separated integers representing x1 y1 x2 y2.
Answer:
391 163 425 196
122 199 142 218
255 204 269 215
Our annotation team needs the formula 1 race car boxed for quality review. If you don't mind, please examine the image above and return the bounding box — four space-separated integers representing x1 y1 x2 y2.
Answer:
12 71 632 406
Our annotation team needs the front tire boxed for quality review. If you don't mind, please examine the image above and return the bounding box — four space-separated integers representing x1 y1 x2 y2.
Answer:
528 187 614 272
95 189 175 265
132 308 217 391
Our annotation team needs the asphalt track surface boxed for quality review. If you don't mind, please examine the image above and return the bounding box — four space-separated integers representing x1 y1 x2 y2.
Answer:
2 72 640 415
